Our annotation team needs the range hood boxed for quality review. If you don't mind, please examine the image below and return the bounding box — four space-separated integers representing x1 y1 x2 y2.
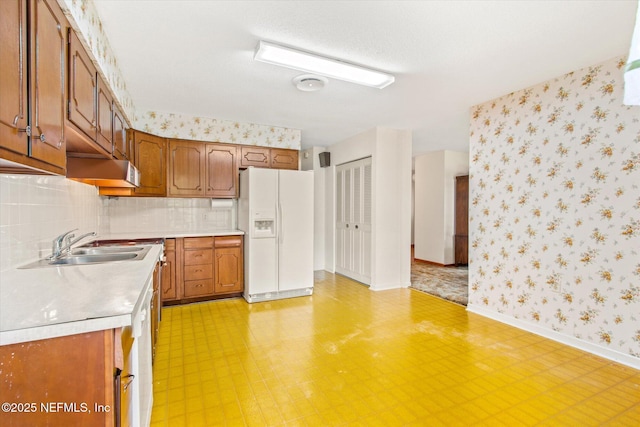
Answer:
66 158 140 188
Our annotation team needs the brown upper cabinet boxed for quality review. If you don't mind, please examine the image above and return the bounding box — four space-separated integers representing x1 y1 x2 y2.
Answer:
67 28 97 148
205 143 238 197
168 139 206 197
112 104 129 160
168 139 238 198
66 28 119 158
240 146 270 168
239 146 299 170
0 0 67 175
96 77 114 154
133 130 167 196
270 148 299 170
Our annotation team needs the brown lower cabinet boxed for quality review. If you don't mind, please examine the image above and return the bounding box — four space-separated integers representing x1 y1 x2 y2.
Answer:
161 238 177 300
0 329 122 427
162 236 243 305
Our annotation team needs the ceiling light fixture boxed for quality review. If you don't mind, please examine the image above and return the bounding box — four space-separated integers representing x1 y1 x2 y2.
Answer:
254 41 395 89
292 74 327 92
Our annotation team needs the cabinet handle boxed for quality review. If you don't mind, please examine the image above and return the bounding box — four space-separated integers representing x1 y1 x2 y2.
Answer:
12 115 20 126
195 269 202 273
355 225 359 229
194 254 202 257
36 133 46 143
346 224 349 228
123 374 135 391
195 283 203 288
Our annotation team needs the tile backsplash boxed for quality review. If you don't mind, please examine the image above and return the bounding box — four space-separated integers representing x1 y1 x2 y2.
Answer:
1 174 237 272
102 197 236 234
0 174 101 272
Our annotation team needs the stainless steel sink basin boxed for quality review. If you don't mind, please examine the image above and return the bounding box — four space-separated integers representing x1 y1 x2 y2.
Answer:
71 246 145 255
50 253 138 265
20 245 151 269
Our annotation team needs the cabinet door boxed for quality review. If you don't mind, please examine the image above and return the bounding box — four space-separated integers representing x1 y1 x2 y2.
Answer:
67 28 96 142
0 0 28 156
168 140 205 196
0 330 115 426
29 0 67 169
112 104 128 160
270 148 299 170
214 246 243 294
162 240 177 301
96 76 113 154
133 131 167 196
240 145 270 168
205 143 238 198
214 236 243 294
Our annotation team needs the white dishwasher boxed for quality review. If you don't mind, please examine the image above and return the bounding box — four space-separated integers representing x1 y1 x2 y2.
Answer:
128 274 154 427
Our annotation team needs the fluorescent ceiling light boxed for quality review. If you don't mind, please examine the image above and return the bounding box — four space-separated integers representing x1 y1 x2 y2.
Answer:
254 41 395 89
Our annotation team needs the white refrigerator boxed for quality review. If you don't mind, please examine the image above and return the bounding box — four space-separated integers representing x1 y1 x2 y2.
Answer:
238 167 314 303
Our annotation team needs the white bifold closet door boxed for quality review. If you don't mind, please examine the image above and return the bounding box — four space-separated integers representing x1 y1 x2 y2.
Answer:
336 157 372 285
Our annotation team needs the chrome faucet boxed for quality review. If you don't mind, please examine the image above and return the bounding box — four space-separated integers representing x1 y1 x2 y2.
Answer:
49 229 97 259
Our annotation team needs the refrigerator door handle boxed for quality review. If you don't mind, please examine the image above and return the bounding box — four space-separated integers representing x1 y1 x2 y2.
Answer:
278 202 284 244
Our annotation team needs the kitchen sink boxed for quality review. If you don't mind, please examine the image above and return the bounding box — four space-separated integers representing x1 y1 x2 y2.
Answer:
50 253 138 265
20 245 151 269
71 246 145 255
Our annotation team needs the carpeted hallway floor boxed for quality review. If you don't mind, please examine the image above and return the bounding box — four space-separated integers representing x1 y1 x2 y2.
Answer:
410 256 469 306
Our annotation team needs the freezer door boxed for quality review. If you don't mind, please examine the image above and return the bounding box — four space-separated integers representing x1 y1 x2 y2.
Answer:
242 168 279 297
278 170 314 291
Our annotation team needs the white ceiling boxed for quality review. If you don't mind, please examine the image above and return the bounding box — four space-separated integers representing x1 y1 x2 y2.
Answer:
93 0 637 156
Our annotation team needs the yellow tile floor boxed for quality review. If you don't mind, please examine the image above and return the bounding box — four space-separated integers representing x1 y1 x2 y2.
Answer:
151 271 640 426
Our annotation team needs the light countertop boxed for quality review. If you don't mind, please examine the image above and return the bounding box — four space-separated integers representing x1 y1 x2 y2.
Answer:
99 230 244 240
0 245 163 346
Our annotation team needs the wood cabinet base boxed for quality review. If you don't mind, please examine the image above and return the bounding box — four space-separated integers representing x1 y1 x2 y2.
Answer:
0 330 118 427
161 236 244 306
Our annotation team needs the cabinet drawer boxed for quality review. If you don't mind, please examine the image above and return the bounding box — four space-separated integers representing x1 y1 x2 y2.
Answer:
184 237 214 249
184 248 213 265
184 264 213 281
183 280 214 298
164 238 175 251
214 235 242 248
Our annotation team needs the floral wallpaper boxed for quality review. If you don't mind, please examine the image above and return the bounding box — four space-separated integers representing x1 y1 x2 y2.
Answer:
468 55 640 360
137 111 301 149
57 0 302 149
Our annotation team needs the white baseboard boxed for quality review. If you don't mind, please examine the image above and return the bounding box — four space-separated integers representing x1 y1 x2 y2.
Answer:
467 304 640 370
370 281 412 291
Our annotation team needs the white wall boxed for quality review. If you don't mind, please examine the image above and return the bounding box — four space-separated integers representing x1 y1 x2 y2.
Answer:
325 127 412 290
414 150 468 265
301 147 326 271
